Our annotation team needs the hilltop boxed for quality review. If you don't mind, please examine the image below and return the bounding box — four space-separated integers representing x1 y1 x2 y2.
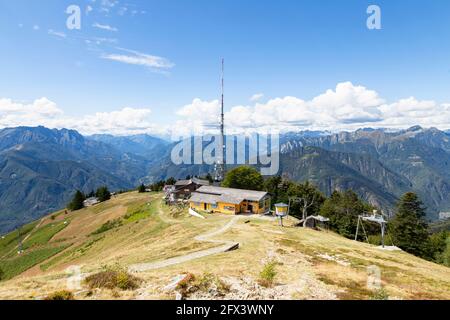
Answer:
0 192 449 300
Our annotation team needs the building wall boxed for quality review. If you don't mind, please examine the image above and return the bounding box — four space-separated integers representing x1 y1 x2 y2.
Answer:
190 201 237 214
242 196 271 214
215 202 238 214
190 196 270 215
174 183 200 200
439 212 450 220
190 201 205 212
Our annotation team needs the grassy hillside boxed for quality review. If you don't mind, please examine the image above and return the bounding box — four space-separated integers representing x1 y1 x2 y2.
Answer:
0 191 449 300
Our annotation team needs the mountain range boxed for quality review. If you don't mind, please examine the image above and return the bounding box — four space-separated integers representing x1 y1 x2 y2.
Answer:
0 126 168 233
0 125 449 234
148 126 450 220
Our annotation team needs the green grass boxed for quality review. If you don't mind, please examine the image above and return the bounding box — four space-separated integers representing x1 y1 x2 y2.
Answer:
91 219 122 235
40 237 104 271
90 201 117 214
123 202 155 223
22 221 69 250
0 222 38 258
0 245 70 280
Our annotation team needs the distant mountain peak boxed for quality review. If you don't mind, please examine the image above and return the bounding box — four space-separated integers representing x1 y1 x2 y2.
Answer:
406 125 423 132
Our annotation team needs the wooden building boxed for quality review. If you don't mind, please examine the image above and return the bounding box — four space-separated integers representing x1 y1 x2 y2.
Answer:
167 178 210 203
189 186 271 215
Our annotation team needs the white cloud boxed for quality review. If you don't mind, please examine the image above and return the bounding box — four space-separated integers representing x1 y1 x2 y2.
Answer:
92 22 118 32
33 25 40 31
176 99 220 123
73 107 159 135
48 29 67 38
101 48 175 71
250 93 264 102
101 0 118 8
174 82 450 135
0 98 165 136
3 82 450 138
118 7 128 16
0 97 62 116
97 0 119 14
92 37 118 45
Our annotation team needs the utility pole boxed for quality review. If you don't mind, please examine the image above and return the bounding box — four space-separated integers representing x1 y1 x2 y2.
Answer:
215 58 226 182
17 225 23 254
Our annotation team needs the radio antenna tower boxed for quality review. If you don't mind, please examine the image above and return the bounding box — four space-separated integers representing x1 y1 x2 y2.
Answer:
214 58 226 182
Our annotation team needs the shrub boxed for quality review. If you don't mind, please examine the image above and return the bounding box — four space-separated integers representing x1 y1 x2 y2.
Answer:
258 261 277 287
368 234 394 246
137 184 146 193
0 266 4 281
44 290 75 300
85 265 141 291
370 288 389 300
196 273 230 294
176 272 230 298
96 186 111 202
91 219 122 235
176 273 196 296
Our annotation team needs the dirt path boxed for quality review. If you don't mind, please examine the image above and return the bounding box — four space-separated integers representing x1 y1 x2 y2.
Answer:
156 201 182 225
129 216 239 273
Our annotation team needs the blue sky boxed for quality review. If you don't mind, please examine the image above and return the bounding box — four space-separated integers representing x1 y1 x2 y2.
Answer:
1 0 450 136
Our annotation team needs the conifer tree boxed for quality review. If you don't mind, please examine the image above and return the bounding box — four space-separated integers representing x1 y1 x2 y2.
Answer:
68 190 85 211
138 184 146 193
390 192 429 258
96 186 111 202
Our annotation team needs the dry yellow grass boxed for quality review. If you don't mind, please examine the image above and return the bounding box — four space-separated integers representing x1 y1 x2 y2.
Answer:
0 191 449 300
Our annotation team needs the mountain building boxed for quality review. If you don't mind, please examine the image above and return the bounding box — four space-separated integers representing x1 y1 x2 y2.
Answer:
166 178 210 203
189 186 271 215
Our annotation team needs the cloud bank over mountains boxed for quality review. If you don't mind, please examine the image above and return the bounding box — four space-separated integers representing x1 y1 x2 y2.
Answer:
175 82 450 136
1 82 450 137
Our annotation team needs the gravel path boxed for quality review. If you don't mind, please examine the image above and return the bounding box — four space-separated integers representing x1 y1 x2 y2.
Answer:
129 216 240 273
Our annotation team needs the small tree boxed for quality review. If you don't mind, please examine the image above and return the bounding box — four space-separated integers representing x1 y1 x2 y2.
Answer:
222 166 264 191
0 266 4 281
96 186 111 202
287 181 325 224
137 184 146 193
150 180 165 192
428 231 449 263
205 173 214 184
389 192 429 258
67 190 85 211
320 190 373 239
166 177 176 185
